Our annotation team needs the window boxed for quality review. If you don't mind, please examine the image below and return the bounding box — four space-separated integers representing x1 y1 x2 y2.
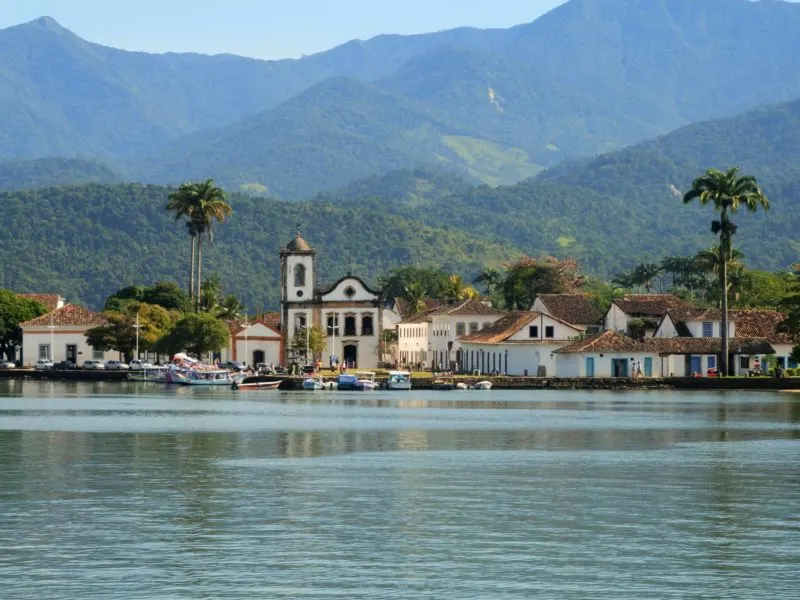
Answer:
740 356 750 370
344 286 356 299
545 326 555 339
327 314 339 336
293 263 306 287
362 315 374 336
93 349 104 360
702 322 713 338
707 355 717 370
469 322 479 334
482 323 492 330
529 325 539 338
456 322 466 336
344 316 357 336
38 344 51 360
295 314 307 331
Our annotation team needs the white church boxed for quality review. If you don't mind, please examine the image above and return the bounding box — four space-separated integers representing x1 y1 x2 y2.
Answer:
280 231 389 369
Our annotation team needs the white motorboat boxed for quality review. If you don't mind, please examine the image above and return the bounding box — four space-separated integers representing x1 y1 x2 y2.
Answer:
387 371 412 390
474 381 493 390
355 372 377 391
127 367 168 383
303 377 325 390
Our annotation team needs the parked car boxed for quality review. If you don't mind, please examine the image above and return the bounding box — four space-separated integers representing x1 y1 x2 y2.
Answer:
83 360 105 370
129 360 155 370
105 360 130 370
1 360 16 369
225 360 246 372
53 360 77 370
35 359 54 370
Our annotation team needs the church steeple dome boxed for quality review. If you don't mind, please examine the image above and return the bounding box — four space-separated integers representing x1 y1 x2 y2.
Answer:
281 228 314 254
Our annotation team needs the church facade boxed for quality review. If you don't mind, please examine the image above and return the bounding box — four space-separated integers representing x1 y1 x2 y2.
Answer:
280 232 384 369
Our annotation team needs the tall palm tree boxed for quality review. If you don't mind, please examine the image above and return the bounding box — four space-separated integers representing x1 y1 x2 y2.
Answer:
632 263 662 293
166 183 200 301
190 180 232 309
683 167 769 376
403 282 428 314
444 274 478 302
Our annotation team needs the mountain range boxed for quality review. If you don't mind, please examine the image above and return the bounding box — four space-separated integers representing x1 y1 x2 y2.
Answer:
3 0 800 197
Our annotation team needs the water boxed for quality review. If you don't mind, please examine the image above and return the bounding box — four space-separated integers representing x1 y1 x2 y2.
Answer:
1 381 799 599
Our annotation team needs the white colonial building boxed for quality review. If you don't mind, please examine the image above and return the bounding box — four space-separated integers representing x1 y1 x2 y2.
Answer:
397 299 505 370
221 315 283 367
459 311 583 377
280 232 384 369
20 304 112 366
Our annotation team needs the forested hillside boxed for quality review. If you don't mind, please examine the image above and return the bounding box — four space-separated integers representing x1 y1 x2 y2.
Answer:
0 158 122 190
3 0 800 196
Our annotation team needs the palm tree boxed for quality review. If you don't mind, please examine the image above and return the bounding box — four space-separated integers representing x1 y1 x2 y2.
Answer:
632 263 662 293
403 282 428 314
473 269 504 296
444 274 478 302
683 167 769 376
190 180 232 309
217 294 245 321
166 183 200 302
694 247 745 279
612 270 635 292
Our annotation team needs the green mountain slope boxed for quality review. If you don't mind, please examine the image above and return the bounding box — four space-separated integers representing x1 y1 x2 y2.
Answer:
0 158 122 190
0 183 517 310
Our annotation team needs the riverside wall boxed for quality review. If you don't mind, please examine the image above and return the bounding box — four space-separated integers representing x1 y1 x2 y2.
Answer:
2 369 800 391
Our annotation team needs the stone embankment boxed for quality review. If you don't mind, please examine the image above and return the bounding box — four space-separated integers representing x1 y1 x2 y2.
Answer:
2 369 799 391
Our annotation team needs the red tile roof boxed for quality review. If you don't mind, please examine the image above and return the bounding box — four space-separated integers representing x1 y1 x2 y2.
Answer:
393 297 443 318
429 299 505 317
643 337 776 355
536 294 604 326
229 314 282 336
20 304 106 327
460 312 541 344
555 330 645 354
17 293 63 312
613 294 692 317
729 310 791 344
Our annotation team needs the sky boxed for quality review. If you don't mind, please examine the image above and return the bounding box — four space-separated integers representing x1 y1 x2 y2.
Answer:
0 0 569 59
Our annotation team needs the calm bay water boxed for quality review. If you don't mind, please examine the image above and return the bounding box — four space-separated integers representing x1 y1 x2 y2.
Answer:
0 381 799 599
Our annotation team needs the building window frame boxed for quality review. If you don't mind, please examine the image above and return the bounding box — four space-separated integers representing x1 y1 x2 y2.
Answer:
529 325 539 339
702 321 714 338
39 344 51 360
545 326 555 339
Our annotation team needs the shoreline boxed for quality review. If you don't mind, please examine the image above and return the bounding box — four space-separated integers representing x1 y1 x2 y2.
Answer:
2 369 800 391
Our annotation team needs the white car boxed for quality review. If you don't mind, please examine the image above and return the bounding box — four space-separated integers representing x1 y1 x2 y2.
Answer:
1 360 17 369
83 360 105 370
35 359 54 370
105 360 130 370
129 360 155 370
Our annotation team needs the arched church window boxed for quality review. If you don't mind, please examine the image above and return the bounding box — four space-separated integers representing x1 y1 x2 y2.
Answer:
294 264 306 287
362 315 374 336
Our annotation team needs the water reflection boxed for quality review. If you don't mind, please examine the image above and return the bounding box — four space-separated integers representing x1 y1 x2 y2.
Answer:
0 383 799 599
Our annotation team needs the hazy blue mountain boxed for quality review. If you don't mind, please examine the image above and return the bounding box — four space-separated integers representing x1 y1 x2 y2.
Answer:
0 157 122 190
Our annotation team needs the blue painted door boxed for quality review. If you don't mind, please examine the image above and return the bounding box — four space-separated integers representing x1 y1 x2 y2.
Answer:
586 357 595 377
690 356 702 375
644 357 653 377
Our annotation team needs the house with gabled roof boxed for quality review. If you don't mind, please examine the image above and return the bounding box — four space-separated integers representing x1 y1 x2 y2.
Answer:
20 304 110 366
17 293 65 312
532 294 604 333
397 299 505 370
460 311 583 376
555 330 658 378
221 315 283 367
605 294 692 337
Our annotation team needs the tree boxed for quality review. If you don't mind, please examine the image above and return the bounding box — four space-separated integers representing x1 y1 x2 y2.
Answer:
378 267 451 302
154 312 230 358
190 180 232 308
86 302 177 362
501 256 584 309
289 326 327 363
166 180 232 309
631 263 662 293
443 274 478 301
0 291 46 361
403 282 428 315
217 294 245 321
198 274 224 314
104 282 190 313
683 167 770 376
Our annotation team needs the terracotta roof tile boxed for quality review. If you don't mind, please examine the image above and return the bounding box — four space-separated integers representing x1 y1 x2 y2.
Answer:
428 299 505 317
536 294 604 326
643 337 776 355
20 304 106 327
460 312 541 344
555 330 646 354
729 310 791 344
230 314 282 336
393 297 443 318
613 294 692 317
17 293 63 312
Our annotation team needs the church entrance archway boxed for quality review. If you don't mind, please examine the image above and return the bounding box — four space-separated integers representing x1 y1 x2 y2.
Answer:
253 350 265 366
344 345 358 369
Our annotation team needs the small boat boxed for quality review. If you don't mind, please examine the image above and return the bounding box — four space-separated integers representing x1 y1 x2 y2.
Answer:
432 378 455 391
355 372 377 391
232 380 282 390
387 371 412 390
171 369 242 386
303 377 325 390
455 382 469 390
127 367 168 383
474 381 493 390
337 373 358 391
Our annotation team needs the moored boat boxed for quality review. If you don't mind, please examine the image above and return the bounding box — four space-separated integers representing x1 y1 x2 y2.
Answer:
169 368 242 386
303 377 325 390
127 367 168 383
233 380 283 390
474 381 493 390
387 371 412 390
337 373 358 390
355 372 376 391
